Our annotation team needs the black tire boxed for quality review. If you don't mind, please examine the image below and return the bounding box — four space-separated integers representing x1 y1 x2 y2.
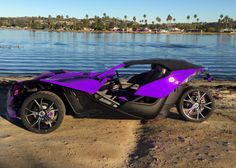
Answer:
20 91 65 134
177 87 215 122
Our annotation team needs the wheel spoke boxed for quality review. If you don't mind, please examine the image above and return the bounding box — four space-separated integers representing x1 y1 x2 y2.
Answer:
184 99 194 104
199 111 205 118
48 122 52 128
204 102 212 106
38 119 41 130
49 102 54 109
187 94 195 103
204 105 212 110
32 117 41 127
200 93 206 100
40 98 43 107
34 99 42 109
25 113 38 117
197 111 200 120
25 108 39 116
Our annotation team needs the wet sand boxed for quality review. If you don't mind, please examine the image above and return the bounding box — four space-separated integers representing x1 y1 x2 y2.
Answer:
0 77 235 168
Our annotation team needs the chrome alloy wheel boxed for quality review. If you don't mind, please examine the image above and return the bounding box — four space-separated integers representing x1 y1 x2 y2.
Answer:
182 89 213 121
24 98 59 131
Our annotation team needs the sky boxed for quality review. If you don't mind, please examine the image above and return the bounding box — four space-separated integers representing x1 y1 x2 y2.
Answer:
0 0 235 23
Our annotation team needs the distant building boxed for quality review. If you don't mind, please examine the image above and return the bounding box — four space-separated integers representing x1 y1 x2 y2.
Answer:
144 27 152 32
168 27 184 32
126 28 133 32
219 28 235 33
136 27 152 32
111 27 119 31
153 29 169 33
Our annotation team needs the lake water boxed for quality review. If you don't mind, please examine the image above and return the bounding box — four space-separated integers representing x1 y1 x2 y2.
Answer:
0 29 236 79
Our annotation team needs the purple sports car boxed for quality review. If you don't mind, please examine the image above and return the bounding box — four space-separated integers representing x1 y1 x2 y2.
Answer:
7 59 215 133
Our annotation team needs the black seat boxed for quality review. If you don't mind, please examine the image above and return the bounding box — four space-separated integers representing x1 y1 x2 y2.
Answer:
128 64 166 86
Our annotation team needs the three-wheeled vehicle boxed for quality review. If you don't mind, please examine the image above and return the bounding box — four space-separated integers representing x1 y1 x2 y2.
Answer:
7 59 215 133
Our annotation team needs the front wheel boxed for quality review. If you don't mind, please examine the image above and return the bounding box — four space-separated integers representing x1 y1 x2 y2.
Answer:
20 91 65 133
177 87 215 122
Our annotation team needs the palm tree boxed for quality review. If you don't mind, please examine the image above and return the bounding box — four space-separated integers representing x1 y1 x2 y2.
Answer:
194 14 197 21
156 16 161 24
85 14 89 19
143 14 147 25
223 15 231 28
220 14 224 19
124 15 128 29
144 19 147 25
133 16 136 22
103 13 106 18
219 14 224 28
166 14 173 23
187 15 190 23
173 18 176 23
197 18 199 22
143 14 146 19
66 15 69 19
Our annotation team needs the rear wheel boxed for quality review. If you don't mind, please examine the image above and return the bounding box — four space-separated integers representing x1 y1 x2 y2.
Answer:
177 87 215 122
20 91 65 133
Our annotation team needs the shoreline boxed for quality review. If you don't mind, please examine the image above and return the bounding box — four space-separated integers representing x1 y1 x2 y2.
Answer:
1 27 236 35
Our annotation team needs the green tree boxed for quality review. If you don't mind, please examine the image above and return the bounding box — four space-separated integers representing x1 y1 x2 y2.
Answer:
103 13 106 18
143 14 147 25
156 16 161 24
143 14 146 19
187 15 190 23
194 14 197 22
166 14 173 23
220 14 224 19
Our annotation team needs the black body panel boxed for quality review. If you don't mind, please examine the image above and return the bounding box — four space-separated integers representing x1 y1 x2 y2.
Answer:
124 58 202 71
118 98 167 119
62 85 187 119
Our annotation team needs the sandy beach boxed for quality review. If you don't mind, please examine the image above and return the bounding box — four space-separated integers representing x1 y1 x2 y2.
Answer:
0 77 235 168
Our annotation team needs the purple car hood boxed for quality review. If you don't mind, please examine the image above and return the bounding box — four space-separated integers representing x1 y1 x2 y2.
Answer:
36 70 106 94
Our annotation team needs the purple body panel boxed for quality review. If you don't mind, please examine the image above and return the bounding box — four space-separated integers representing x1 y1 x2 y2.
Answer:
135 69 199 98
40 64 124 94
40 71 106 94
